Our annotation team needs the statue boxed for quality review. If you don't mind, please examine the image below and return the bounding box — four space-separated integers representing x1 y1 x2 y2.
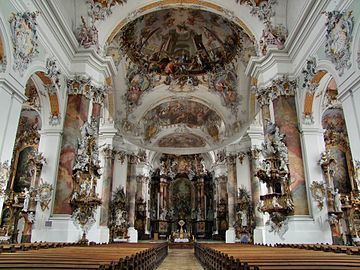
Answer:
272 196 282 209
22 187 30 212
334 188 342 212
160 208 167 220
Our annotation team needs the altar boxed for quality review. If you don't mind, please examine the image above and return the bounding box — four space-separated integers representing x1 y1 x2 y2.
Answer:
171 220 193 243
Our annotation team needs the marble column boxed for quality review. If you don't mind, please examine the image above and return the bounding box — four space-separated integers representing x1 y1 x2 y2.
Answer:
99 147 115 226
126 154 138 242
54 78 91 215
226 156 237 243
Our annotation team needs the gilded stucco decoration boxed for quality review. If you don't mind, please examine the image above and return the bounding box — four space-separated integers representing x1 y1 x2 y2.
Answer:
9 12 39 76
256 75 297 107
324 11 354 76
35 181 53 211
71 118 102 242
87 0 127 21
310 181 326 210
256 122 294 240
109 186 129 241
0 161 10 198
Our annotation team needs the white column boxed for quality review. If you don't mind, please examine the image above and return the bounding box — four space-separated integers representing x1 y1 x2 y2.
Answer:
0 80 25 224
339 88 360 161
236 154 252 192
0 81 25 161
300 127 332 243
31 128 63 242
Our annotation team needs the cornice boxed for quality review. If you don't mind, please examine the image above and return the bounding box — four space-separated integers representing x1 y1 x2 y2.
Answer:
0 75 27 103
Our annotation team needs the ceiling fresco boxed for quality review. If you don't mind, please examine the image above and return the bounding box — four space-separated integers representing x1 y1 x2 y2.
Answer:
111 7 258 153
111 8 254 74
158 134 206 148
143 100 222 142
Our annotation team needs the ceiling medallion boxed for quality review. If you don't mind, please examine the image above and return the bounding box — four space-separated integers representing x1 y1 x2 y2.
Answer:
9 12 39 76
324 10 354 76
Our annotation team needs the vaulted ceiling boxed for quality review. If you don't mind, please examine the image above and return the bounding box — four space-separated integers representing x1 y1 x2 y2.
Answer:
108 7 258 154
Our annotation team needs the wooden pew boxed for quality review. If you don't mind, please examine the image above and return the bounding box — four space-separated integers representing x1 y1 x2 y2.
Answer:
0 242 168 269
195 243 360 270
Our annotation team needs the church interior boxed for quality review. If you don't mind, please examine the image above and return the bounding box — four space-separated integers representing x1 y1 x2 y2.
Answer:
0 0 360 269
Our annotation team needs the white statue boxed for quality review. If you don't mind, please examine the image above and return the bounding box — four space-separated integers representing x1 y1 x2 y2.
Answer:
334 188 342 212
160 208 167 220
22 187 30 212
237 210 248 227
272 196 282 209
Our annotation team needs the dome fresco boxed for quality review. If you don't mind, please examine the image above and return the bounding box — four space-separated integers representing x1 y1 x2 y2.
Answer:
114 8 254 75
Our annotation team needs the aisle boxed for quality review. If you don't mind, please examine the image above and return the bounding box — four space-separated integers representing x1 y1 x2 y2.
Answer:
157 249 204 270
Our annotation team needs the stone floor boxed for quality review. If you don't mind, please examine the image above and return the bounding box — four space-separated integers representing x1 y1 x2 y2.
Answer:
157 249 204 270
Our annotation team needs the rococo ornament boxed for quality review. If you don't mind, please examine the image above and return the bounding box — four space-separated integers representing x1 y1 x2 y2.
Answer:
76 16 100 52
236 0 277 24
324 11 354 76
310 181 326 210
46 58 61 89
71 118 102 242
87 0 127 21
259 23 288 55
35 181 53 211
302 57 318 93
0 161 10 198
9 12 39 76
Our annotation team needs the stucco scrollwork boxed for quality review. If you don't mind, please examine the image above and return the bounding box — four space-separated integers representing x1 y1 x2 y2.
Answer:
9 12 39 76
324 11 354 76
310 181 326 210
0 161 10 198
35 181 53 211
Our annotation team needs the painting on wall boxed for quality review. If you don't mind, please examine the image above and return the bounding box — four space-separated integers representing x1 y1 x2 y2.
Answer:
273 96 309 215
54 95 89 214
13 146 36 193
322 108 352 194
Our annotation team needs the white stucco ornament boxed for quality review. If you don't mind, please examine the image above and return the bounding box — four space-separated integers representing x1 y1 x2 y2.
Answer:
324 11 354 76
9 12 39 76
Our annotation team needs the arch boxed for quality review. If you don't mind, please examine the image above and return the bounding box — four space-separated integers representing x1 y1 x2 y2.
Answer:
0 11 12 73
351 18 360 70
300 58 342 127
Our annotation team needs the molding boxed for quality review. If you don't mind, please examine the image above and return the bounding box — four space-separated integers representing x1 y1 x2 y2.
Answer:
0 76 27 103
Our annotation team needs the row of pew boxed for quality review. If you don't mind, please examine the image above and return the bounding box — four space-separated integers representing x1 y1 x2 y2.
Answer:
195 243 360 270
0 242 168 269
